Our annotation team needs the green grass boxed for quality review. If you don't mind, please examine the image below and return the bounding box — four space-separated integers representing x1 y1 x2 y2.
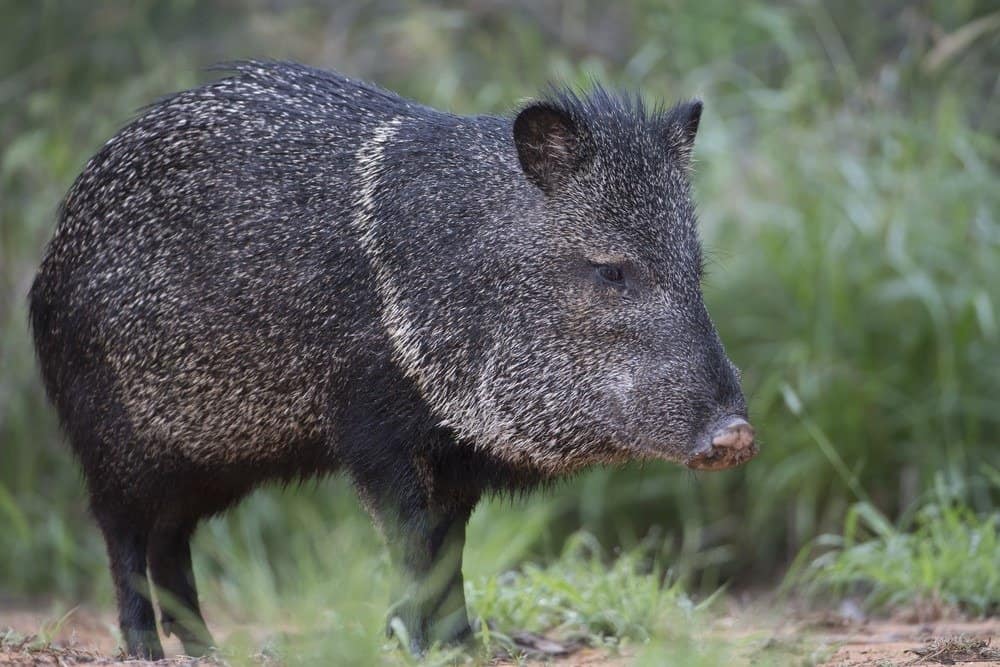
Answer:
790 471 1000 617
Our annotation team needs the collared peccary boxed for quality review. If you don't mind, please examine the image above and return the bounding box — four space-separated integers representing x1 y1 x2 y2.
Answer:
29 61 756 658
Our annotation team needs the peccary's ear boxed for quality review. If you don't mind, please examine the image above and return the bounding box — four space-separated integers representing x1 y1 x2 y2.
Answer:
665 99 703 164
513 104 581 194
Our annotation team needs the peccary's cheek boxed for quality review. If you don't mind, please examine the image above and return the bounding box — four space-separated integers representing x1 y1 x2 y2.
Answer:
492 348 622 461
533 314 633 433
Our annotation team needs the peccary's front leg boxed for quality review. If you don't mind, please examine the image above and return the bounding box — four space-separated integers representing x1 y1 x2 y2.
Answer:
384 505 473 654
352 457 477 655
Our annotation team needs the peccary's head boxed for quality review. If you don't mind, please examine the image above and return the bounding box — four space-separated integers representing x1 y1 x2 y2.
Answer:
381 87 755 473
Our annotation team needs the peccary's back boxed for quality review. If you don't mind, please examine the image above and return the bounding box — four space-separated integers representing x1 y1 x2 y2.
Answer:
30 62 472 465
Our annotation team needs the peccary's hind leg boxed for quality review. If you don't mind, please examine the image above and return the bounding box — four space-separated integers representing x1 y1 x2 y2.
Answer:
95 514 163 660
148 520 214 656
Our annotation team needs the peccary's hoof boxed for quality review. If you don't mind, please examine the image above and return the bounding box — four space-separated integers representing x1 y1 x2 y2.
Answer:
387 613 421 655
122 629 164 661
387 607 473 656
687 417 757 470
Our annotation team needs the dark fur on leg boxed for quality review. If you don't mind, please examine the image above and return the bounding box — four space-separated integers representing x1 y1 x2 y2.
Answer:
97 515 163 660
148 520 214 657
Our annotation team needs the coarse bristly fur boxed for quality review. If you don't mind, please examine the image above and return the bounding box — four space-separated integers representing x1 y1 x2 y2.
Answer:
28 60 752 658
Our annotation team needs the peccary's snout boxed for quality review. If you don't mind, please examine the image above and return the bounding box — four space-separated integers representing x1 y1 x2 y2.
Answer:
686 415 757 471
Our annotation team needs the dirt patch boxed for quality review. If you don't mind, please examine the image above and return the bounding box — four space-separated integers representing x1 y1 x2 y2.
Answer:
1 605 997 665
756 619 1000 667
807 622 1000 666
0 606 206 665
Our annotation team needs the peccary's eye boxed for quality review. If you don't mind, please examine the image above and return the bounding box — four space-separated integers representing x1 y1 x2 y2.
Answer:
596 264 625 286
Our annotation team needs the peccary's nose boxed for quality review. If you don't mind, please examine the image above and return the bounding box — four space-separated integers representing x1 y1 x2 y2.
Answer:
711 417 754 450
687 416 757 471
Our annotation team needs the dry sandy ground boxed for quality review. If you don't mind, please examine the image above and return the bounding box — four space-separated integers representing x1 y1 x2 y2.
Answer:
1 605 997 665
747 618 1000 666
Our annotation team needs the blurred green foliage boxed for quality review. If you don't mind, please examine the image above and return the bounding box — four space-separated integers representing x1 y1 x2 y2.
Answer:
1 0 998 607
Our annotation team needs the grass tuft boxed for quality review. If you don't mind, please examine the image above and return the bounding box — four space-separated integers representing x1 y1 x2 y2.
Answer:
789 474 1000 618
468 532 700 654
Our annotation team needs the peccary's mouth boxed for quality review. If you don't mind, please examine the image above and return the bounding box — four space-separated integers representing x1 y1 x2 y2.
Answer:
685 416 757 471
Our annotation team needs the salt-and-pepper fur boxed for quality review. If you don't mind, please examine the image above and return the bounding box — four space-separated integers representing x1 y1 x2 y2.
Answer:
29 61 748 657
